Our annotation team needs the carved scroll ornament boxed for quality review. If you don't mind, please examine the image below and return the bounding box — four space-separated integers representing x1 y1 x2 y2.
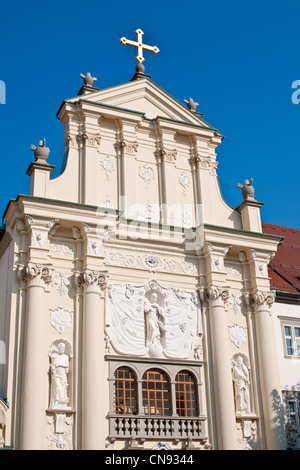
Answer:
75 268 108 289
18 261 53 284
199 284 230 305
243 290 275 310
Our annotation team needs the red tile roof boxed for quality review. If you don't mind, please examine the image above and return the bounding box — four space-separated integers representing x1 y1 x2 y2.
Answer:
262 223 300 294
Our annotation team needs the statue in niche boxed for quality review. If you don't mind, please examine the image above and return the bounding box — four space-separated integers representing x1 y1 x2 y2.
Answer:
144 291 166 357
232 355 253 416
49 341 72 409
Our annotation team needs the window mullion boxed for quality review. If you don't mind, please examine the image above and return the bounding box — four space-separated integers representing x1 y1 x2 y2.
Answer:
137 379 144 416
171 381 177 417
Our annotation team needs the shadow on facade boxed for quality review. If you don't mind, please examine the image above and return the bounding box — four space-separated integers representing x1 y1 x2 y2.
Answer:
271 388 287 449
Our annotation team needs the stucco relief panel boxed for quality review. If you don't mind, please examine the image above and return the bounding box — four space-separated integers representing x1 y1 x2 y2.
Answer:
104 248 198 276
105 279 202 359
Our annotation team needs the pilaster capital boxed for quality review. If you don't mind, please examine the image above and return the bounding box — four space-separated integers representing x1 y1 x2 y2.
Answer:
17 261 53 286
199 284 230 306
116 139 138 154
155 147 177 163
75 268 108 292
243 289 275 311
15 216 60 240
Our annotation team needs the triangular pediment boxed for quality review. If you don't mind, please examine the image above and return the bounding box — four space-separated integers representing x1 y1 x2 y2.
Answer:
66 78 217 130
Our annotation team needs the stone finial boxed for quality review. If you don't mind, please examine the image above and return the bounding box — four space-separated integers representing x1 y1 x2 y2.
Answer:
184 98 199 112
79 72 97 87
237 178 255 201
30 138 50 163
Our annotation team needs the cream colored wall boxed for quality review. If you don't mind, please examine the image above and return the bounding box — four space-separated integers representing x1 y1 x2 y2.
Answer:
46 80 243 232
0 76 287 450
0 195 285 450
273 301 300 390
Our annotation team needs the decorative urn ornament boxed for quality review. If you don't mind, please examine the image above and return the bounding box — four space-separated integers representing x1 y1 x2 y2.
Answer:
30 138 50 163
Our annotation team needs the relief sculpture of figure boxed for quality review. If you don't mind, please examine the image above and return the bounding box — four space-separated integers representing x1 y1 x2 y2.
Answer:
49 342 70 409
144 292 166 356
232 356 252 416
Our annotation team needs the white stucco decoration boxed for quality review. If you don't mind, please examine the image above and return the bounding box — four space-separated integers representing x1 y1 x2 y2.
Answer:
232 355 254 417
101 156 114 182
49 340 73 410
102 194 114 208
32 231 47 247
50 307 73 334
139 164 155 188
229 323 247 348
178 171 191 196
52 272 71 297
105 279 202 359
142 201 156 219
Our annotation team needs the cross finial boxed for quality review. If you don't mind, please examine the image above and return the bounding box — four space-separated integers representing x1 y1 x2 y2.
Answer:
120 29 160 65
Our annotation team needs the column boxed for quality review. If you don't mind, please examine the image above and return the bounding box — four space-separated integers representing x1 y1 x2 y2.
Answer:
200 284 237 449
18 261 53 450
76 268 108 450
251 290 286 449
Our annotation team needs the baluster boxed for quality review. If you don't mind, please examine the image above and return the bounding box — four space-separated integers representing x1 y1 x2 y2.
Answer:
145 418 148 436
153 418 158 437
113 418 120 435
165 419 171 437
187 419 192 439
124 417 130 437
138 417 145 438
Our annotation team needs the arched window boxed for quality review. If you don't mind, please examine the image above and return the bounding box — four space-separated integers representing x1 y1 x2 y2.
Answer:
175 370 198 417
114 367 137 415
142 368 171 416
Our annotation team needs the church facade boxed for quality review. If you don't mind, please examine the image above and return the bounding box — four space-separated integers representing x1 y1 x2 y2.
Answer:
0 35 290 450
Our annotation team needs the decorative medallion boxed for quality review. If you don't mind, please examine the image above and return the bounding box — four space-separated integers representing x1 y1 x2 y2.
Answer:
139 164 155 188
145 255 160 269
229 323 247 348
50 307 73 334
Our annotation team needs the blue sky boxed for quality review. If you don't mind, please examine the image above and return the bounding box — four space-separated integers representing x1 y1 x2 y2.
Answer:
0 0 299 229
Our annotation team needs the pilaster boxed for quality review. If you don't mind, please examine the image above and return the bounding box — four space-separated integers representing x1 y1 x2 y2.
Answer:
75 268 108 450
243 288 286 449
199 241 237 449
199 283 237 449
117 117 141 218
154 122 177 225
18 261 53 450
76 113 102 205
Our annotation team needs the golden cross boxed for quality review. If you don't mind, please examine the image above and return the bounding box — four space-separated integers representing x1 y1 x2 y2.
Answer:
120 29 160 64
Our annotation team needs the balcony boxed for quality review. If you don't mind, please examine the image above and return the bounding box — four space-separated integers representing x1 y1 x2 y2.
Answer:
109 414 207 441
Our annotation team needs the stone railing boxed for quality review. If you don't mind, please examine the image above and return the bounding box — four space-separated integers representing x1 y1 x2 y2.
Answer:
109 414 207 441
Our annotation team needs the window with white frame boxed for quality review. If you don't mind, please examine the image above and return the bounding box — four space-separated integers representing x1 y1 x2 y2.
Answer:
282 321 300 358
